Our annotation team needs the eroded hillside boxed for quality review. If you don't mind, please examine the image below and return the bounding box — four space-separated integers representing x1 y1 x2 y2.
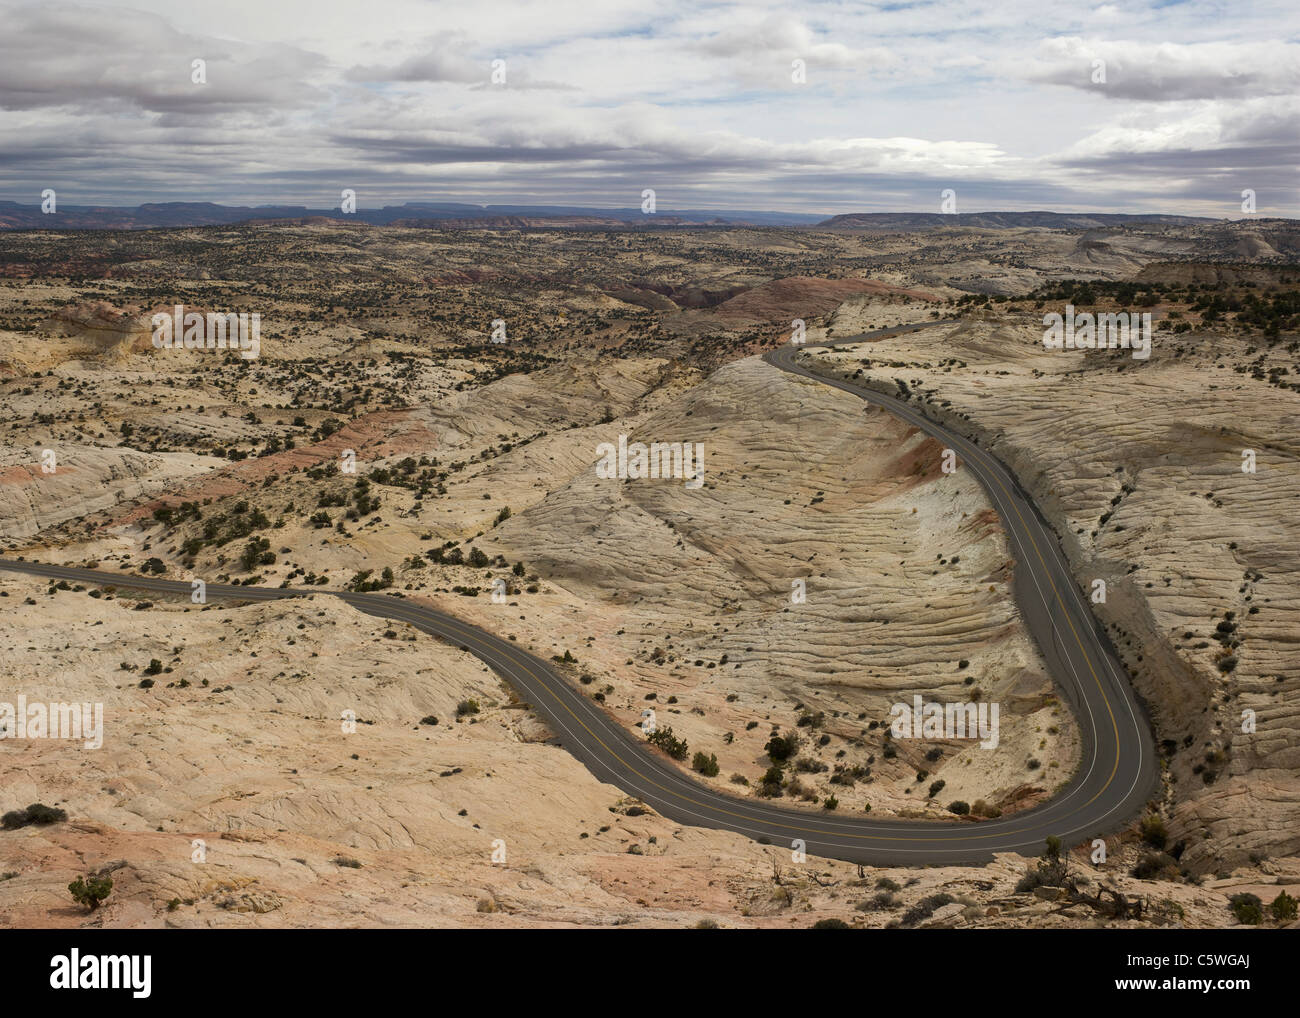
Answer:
2 219 1298 927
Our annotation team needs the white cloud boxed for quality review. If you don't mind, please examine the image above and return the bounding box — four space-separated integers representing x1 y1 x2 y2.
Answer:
1025 36 1300 100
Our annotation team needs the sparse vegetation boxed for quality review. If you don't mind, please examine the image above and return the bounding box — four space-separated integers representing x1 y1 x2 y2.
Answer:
2 803 67 830
68 873 113 911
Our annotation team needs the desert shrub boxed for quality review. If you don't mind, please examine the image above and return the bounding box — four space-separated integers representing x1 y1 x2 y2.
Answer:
901 893 954 927
765 731 798 762
1016 837 1068 892
1131 852 1180 880
456 699 480 717
648 726 688 761
859 891 897 910
239 537 273 570
756 765 785 798
22 803 65 825
948 800 970 815
1228 893 1263 925
2 803 67 830
811 918 851 929
691 751 720 777
1140 813 1168 850
68 873 113 911
1269 890 1298 922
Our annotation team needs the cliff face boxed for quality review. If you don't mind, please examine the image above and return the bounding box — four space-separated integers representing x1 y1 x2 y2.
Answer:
45 301 153 354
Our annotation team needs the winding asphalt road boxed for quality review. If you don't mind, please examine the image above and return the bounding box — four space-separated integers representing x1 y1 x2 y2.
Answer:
0 320 1157 864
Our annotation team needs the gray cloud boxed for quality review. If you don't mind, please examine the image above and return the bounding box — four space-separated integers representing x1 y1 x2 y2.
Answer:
1025 36 1300 101
0 2 326 113
0 0 1295 216
346 32 485 84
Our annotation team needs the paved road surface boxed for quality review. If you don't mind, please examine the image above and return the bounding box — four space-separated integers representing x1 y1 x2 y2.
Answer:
0 321 1157 863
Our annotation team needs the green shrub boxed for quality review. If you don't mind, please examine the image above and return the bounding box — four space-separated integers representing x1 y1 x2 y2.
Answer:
1229 893 1263 925
68 873 113 912
2 803 67 830
764 731 798 762
1016 837 1067 892
1131 852 1179 880
691 752 720 777
901 893 954 927
648 726 688 761
1140 813 1168 850
756 765 784 798
1269 890 1298 922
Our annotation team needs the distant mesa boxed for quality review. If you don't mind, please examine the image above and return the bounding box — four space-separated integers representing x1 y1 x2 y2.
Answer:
2 201 1275 234
818 211 1213 231
0 200 825 232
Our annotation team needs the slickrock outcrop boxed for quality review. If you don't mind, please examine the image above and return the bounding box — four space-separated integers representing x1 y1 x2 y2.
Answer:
812 316 1300 868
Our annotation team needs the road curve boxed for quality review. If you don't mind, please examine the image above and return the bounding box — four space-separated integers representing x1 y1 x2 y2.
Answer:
0 321 1157 864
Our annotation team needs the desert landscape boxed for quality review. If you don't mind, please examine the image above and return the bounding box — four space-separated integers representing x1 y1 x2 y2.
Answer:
1 214 1298 928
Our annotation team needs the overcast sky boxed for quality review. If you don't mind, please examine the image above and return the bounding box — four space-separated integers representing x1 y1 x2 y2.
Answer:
1 0 1296 215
